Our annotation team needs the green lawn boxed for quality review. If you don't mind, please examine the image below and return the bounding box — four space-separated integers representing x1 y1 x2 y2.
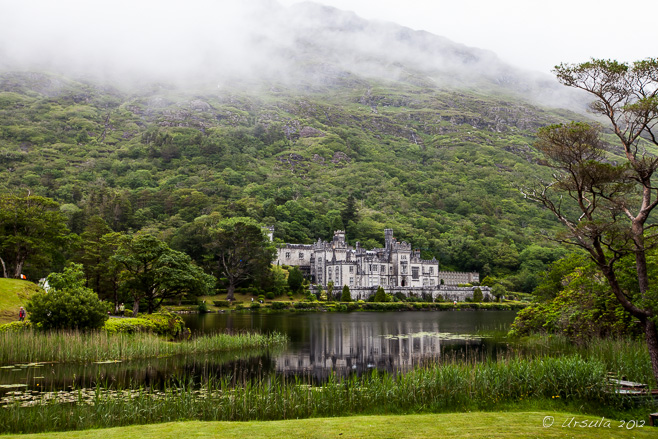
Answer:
3 412 656 439
0 278 39 324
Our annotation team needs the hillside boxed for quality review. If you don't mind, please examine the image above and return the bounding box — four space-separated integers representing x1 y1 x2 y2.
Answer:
0 3 600 291
0 279 39 324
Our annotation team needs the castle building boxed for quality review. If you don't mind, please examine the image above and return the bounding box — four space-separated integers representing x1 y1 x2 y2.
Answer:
276 229 479 291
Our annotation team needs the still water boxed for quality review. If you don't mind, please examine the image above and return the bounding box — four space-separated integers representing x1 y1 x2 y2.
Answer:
1 310 516 397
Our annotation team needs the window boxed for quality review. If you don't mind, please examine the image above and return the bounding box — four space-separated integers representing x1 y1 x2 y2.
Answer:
430 267 434 275
299 252 304 259
349 266 354 273
401 255 407 260
328 272 332 281
430 279 435 286
285 252 290 258
412 267 420 280
381 265 385 272
349 277 354 285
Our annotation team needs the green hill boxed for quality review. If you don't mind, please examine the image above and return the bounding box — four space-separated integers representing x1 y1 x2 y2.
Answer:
0 278 39 324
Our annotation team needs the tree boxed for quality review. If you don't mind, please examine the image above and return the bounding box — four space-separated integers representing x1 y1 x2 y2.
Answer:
491 285 506 302
341 194 358 227
76 216 123 311
26 263 109 331
472 287 483 303
522 58 658 381
341 284 351 302
113 234 214 314
205 217 275 301
374 286 386 302
0 194 69 278
287 266 304 293
326 281 334 300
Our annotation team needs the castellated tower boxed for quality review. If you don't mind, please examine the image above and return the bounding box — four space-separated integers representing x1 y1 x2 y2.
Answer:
384 228 394 250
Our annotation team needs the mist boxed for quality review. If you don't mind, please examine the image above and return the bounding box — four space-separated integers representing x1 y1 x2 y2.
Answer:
0 0 582 108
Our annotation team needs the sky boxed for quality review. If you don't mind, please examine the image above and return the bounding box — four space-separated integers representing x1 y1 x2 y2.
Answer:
0 0 655 81
279 0 657 74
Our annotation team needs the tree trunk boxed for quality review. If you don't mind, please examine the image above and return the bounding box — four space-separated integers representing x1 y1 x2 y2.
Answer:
132 299 140 317
0 256 6 278
226 282 235 301
644 319 658 385
13 258 24 279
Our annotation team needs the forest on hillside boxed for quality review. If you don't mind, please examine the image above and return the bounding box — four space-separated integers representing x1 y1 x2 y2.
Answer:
0 71 596 292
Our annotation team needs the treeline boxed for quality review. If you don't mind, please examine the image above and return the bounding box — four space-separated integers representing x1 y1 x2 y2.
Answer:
0 194 280 314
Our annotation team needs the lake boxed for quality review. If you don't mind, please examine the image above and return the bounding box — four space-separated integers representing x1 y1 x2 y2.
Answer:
0 310 517 399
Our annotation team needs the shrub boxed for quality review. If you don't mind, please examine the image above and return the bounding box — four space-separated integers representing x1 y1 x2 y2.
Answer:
472 287 483 303
26 264 110 331
374 286 386 302
271 301 289 310
104 311 187 338
0 321 31 333
198 301 209 313
250 302 261 309
265 292 275 300
104 317 157 334
213 300 231 307
340 285 351 302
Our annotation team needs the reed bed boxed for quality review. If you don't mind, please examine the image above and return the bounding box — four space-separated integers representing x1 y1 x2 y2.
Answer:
0 330 288 364
506 335 655 387
0 354 643 434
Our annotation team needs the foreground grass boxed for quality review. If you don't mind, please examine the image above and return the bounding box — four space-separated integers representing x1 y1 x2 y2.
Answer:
0 279 39 324
2 354 654 434
3 412 656 439
0 330 288 363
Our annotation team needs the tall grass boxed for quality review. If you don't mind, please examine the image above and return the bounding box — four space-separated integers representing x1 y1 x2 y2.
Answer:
506 335 655 387
0 330 288 364
0 354 636 434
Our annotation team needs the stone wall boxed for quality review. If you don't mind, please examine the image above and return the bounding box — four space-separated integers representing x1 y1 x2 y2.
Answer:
315 285 491 302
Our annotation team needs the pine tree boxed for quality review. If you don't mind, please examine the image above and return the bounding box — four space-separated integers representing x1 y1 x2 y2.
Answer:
374 286 386 302
340 284 351 302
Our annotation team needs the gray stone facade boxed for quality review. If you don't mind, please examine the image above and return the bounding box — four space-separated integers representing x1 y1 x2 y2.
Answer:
276 229 485 301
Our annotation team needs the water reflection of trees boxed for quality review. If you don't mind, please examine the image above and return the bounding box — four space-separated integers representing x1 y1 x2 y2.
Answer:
0 349 277 395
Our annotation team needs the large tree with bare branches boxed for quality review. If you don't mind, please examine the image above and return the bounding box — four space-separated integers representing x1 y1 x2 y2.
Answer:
523 58 658 382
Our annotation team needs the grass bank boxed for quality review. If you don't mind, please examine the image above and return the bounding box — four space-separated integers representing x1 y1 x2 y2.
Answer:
175 296 528 314
1 354 654 434
0 278 39 324
0 330 288 364
2 412 656 439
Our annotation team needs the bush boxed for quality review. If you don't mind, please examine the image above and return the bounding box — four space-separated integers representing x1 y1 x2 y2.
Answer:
373 286 386 302
250 302 261 309
123 309 134 317
271 301 289 310
26 264 110 331
0 321 32 333
104 311 187 338
198 301 209 313
340 285 351 302
265 292 275 300
472 287 483 303
213 300 231 307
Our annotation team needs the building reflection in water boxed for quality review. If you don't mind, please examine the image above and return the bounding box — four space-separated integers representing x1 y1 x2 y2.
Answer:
274 317 474 380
